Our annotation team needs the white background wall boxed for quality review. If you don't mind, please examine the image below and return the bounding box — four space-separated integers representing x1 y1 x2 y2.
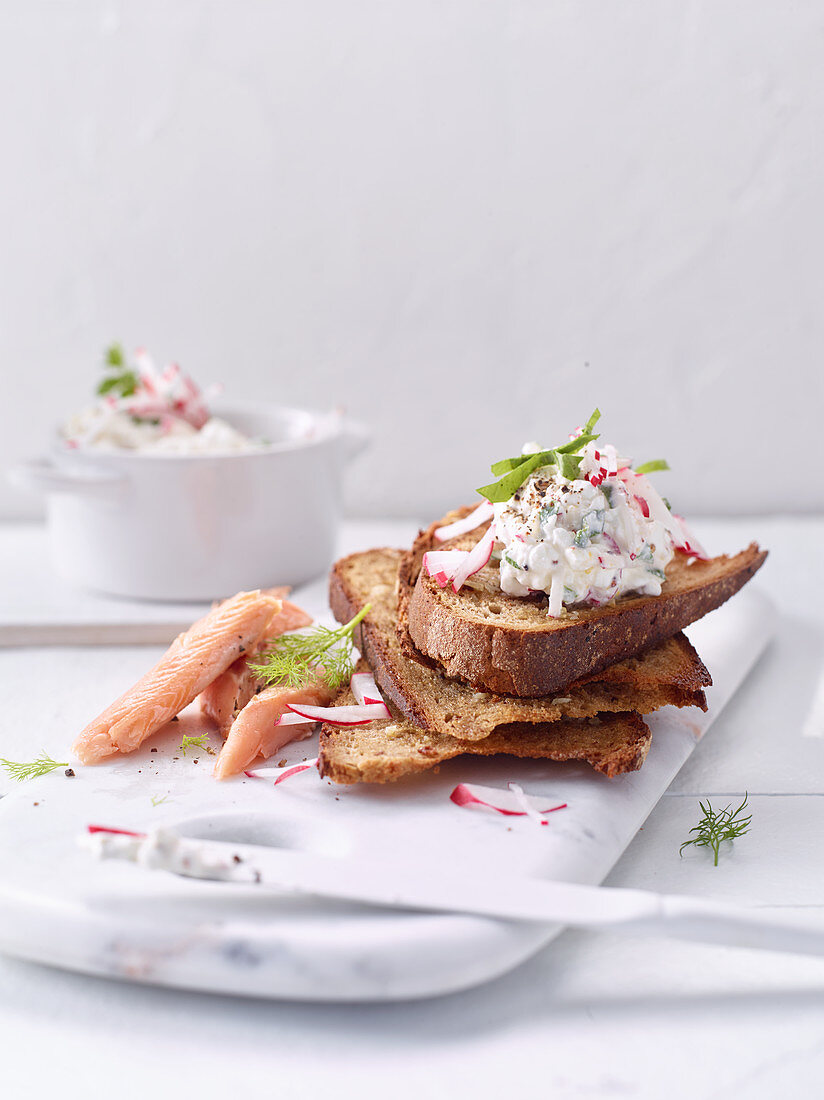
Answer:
1 1 822 520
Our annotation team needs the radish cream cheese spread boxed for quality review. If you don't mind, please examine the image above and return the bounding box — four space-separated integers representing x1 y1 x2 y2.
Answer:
424 409 709 617
493 440 677 616
62 344 261 454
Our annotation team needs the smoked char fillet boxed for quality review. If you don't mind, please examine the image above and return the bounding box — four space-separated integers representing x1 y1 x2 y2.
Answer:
72 590 282 764
214 679 334 779
200 599 314 734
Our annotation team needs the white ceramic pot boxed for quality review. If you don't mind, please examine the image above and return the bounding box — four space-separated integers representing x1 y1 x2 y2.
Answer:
10 403 370 601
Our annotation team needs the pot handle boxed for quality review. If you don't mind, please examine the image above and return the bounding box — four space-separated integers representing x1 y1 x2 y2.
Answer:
8 458 128 498
341 420 372 463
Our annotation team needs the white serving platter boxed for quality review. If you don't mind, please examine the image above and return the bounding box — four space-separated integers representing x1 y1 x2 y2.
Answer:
0 588 774 1001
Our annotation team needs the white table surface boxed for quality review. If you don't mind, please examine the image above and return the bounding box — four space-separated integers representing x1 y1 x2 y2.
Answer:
1 515 823 1100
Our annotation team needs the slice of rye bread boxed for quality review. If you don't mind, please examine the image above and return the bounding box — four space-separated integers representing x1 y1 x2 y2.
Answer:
397 507 767 697
328 548 709 743
318 662 652 784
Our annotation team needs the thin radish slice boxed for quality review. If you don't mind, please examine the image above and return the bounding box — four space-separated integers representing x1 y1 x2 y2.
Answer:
434 500 495 542
508 783 553 826
451 524 496 593
286 701 391 725
450 782 567 822
672 514 710 560
547 570 564 618
273 712 317 727
244 758 319 784
87 824 145 837
350 672 384 707
423 549 469 582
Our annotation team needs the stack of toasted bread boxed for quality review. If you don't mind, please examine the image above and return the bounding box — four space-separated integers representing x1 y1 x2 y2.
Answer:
318 508 767 785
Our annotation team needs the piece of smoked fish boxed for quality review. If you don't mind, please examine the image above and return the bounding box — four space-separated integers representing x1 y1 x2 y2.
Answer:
214 678 334 779
200 599 313 734
72 590 282 764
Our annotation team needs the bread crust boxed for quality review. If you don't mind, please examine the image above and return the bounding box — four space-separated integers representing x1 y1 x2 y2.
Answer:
318 660 652 784
329 548 708 743
400 510 766 697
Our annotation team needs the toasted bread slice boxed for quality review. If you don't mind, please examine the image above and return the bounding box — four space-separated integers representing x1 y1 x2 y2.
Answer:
329 548 709 742
398 509 766 697
318 663 652 784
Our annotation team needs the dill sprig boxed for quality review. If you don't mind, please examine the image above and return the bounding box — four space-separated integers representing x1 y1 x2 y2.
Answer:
251 606 371 690
179 733 210 756
151 794 169 807
0 753 69 782
679 794 752 866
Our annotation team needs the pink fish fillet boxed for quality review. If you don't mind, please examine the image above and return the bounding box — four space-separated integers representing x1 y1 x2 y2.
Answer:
73 591 283 765
200 599 314 734
214 679 334 779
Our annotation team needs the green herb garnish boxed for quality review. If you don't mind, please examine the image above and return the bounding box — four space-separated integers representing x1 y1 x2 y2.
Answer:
679 794 752 866
478 409 601 503
503 554 524 570
0 753 69 782
179 733 210 756
151 794 169 807
251 606 371 690
634 459 670 476
97 342 138 398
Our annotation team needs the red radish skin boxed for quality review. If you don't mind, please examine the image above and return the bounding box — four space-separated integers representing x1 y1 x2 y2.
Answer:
214 679 333 779
285 701 391 725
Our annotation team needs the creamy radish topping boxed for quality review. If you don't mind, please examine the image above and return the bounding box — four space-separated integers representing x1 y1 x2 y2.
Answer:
62 346 263 454
493 439 686 615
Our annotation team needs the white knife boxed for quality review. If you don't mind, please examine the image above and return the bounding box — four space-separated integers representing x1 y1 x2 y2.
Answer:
84 827 824 959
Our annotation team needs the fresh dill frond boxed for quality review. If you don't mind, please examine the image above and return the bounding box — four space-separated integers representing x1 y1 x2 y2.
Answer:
0 753 69 782
679 794 752 866
179 733 209 756
251 606 371 690
151 794 169 807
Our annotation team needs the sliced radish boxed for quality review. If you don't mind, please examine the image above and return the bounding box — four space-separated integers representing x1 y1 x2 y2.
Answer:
450 782 567 824
286 701 390 726
451 524 496 593
350 672 384 707
434 500 495 542
672 515 709 560
423 549 468 582
245 758 319 784
273 711 317 727
87 824 145 837
547 570 564 618
619 468 698 555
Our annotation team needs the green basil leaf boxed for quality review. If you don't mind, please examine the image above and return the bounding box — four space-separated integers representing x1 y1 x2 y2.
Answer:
634 459 670 476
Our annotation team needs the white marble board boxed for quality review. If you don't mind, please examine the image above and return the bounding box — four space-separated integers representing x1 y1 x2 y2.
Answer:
0 584 774 1001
